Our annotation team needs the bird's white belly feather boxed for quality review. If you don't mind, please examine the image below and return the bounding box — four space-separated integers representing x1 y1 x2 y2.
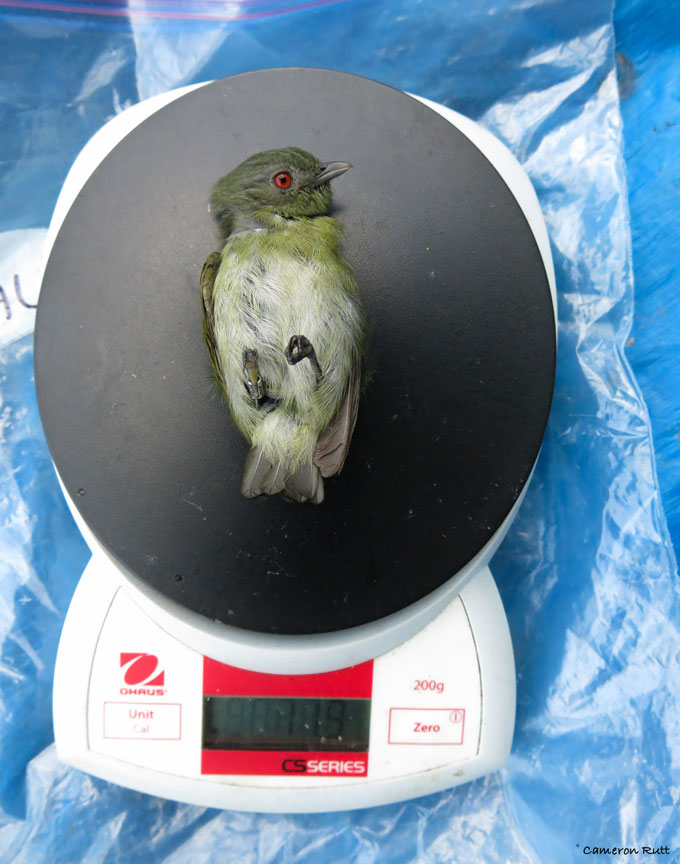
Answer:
213 249 359 416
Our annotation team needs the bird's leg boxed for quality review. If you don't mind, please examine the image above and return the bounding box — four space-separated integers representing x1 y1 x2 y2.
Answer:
285 335 323 384
242 349 266 407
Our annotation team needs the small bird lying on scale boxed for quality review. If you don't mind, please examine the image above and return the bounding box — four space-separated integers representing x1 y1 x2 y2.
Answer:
201 147 365 504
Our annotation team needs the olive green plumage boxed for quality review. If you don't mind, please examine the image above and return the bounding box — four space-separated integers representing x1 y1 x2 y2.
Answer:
201 147 365 504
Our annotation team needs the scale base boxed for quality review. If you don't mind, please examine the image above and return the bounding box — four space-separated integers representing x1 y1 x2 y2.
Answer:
39 74 543 811
53 559 515 813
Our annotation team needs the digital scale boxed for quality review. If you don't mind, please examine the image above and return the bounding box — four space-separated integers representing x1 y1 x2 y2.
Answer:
35 70 556 813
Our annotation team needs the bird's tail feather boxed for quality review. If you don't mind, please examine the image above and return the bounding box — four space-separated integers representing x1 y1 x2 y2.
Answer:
241 447 324 504
283 461 324 504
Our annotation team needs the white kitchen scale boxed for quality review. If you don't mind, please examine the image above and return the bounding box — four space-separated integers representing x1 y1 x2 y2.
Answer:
37 71 556 813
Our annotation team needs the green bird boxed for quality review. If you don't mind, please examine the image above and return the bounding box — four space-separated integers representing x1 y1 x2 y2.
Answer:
201 147 365 504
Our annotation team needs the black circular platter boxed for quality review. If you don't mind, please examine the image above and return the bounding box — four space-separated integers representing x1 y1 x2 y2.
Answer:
35 69 555 636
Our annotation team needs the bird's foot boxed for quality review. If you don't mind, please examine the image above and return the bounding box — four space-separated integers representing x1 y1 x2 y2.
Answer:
243 349 265 406
285 335 323 383
285 335 313 364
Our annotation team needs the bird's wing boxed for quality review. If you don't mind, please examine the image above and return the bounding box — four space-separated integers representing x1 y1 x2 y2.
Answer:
200 251 226 393
313 365 361 478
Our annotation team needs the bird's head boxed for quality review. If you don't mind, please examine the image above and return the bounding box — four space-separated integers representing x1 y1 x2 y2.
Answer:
210 147 352 237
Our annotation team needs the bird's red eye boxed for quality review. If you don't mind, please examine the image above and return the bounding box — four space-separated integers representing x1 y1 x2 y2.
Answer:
273 171 292 189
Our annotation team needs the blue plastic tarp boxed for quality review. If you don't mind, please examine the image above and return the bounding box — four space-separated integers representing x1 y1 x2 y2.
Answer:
1 0 679 860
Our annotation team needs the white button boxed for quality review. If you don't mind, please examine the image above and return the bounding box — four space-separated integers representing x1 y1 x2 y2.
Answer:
103 702 181 740
388 708 465 745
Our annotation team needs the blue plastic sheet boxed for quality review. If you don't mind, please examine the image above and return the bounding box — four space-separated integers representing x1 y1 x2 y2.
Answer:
1 0 679 861
615 0 680 552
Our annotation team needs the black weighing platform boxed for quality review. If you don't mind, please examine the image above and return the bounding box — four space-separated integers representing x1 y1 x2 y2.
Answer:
35 69 555 637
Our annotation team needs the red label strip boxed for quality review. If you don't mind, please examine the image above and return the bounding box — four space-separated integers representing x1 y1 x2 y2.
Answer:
201 750 368 777
202 657 374 699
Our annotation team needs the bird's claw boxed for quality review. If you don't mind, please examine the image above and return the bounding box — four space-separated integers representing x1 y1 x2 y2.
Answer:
285 335 323 383
243 348 265 406
285 335 313 364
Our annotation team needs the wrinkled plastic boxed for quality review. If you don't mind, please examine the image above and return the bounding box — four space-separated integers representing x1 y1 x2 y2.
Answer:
1 0 679 861
615 0 680 552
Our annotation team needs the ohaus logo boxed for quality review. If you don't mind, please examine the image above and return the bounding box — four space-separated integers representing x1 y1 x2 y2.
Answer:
119 652 166 696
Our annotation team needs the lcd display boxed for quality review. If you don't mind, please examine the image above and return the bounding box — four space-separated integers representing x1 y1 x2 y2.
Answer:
203 696 371 752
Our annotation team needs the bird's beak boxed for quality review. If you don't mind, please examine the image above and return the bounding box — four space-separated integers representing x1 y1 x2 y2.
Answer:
310 162 353 186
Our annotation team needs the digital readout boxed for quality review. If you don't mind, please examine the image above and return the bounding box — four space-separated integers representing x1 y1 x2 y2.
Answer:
202 696 371 752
